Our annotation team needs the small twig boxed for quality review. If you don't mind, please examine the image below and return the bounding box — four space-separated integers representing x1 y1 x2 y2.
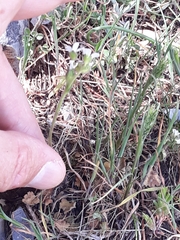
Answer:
64 147 87 191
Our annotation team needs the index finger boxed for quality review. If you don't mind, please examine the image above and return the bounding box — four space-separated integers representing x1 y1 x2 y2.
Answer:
0 46 45 142
0 0 24 35
13 0 78 21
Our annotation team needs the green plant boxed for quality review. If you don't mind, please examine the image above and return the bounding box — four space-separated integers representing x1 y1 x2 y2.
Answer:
3 0 180 239
0 207 44 240
48 42 99 146
154 187 172 218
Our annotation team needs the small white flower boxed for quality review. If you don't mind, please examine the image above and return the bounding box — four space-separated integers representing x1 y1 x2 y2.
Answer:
89 53 99 67
82 48 92 56
166 108 180 122
91 52 100 59
172 129 180 144
81 48 99 58
65 45 72 52
69 60 78 70
65 42 80 52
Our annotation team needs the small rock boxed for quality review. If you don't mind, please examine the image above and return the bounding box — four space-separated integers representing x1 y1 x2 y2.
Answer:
0 20 29 57
11 207 34 240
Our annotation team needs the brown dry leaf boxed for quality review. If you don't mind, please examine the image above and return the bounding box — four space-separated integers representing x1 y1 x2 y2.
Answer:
119 157 126 170
100 221 110 231
41 189 53 206
74 152 82 159
54 212 63 220
74 177 81 188
59 199 76 214
104 161 110 171
88 219 100 229
44 198 53 206
55 219 70 231
2 45 19 76
143 169 161 187
42 189 53 196
22 192 40 206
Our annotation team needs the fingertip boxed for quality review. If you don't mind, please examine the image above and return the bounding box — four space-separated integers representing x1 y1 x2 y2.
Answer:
0 130 66 191
26 160 66 189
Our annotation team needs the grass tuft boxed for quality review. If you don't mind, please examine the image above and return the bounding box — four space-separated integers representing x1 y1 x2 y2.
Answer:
1 0 180 239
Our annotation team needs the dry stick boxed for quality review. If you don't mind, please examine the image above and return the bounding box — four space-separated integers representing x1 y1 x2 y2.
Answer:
64 147 87 191
39 198 50 240
121 198 139 231
157 115 165 186
25 204 45 238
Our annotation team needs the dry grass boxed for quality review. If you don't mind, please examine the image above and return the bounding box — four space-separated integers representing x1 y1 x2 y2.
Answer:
1 0 180 239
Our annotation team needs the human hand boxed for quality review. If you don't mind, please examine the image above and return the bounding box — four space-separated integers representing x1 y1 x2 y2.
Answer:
0 0 78 35
0 46 66 192
14 0 77 21
0 0 79 191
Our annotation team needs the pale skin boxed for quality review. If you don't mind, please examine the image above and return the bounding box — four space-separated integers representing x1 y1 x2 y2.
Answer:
0 0 77 192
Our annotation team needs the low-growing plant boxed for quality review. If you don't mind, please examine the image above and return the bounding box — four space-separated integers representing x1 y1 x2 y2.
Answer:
1 0 180 239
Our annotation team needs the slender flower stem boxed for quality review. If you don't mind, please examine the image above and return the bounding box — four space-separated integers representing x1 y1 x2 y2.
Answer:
47 44 99 146
48 90 67 146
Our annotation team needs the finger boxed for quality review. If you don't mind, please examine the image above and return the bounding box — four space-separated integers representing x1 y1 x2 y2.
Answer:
13 0 78 20
0 46 44 142
0 0 24 35
0 130 66 192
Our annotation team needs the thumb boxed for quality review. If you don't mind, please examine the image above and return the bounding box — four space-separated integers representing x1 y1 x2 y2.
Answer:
0 130 66 192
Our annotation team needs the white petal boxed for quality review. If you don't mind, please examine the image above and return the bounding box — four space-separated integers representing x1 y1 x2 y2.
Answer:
91 52 99 59
172 129 180 144
167 108 180 121
172 129 179 137
65 45 72 52
72 42 79 52
82 48 91 56
69 60 78 70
